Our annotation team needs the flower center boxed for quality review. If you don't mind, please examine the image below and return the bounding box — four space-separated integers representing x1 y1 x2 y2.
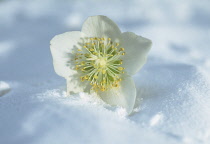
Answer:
98 58 107 67
73 37 125 92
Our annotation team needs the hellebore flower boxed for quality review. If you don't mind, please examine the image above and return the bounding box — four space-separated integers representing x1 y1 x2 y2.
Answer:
50 15 152 114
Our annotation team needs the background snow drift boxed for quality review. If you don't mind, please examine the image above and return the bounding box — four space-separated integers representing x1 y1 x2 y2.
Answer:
0 0 210 144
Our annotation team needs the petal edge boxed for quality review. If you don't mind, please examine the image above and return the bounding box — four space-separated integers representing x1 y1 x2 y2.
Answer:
50 31 84 78
82 15 121 41
98 75 136 115
121 32 152 75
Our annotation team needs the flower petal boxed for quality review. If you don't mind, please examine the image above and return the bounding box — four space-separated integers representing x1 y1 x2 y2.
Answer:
66 77 87 95
121 32 152 75
98 75 136 115
50 31 84 78
81 15 121 41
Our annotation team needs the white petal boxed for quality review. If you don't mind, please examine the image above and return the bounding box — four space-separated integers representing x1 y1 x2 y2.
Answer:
66 77 88 95
81 15 121 41
50 31 84 78
98 76 136 114
121 32 152 75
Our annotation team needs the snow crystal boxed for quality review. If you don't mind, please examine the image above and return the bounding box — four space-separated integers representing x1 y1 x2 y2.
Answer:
149 112 164 127
0 81 10 97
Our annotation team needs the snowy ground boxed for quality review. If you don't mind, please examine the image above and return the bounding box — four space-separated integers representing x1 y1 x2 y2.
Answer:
0 0 210 144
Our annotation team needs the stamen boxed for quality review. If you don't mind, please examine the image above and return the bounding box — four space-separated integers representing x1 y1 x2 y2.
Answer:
119 48 124 51
73 37 126 92
118 67 124 71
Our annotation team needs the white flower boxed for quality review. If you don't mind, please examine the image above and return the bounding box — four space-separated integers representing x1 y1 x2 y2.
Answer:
50 15 152 114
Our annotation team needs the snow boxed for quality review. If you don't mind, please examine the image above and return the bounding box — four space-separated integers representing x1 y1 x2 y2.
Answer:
0 0 210 144
0 81 10 96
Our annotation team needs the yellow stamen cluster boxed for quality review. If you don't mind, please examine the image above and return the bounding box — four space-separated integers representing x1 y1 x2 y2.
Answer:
73 37 125 92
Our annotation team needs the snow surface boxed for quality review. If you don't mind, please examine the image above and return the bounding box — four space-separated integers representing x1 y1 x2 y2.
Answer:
0 0 210 144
